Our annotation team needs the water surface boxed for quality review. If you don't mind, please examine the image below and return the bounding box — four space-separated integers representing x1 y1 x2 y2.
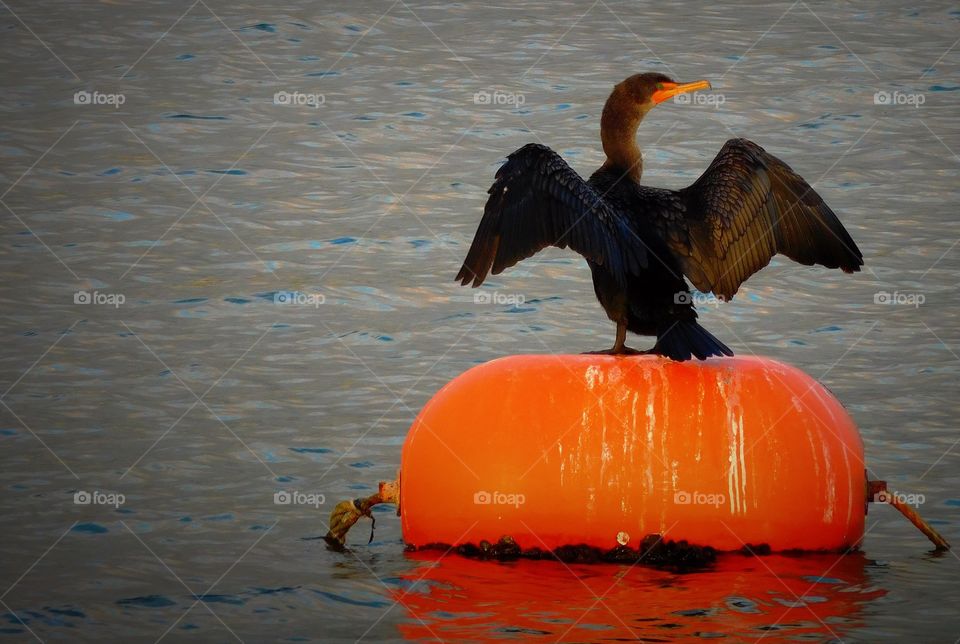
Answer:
1 0 958 641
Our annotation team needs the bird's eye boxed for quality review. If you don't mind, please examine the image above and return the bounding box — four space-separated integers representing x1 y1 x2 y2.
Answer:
655 83 664 90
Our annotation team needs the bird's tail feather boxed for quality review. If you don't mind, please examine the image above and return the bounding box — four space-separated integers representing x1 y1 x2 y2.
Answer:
653 320 733 361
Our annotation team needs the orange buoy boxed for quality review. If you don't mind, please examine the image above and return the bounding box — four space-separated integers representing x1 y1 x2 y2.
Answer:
400 355 865 553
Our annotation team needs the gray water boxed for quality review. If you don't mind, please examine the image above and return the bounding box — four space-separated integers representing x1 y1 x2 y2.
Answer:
1 0 959 641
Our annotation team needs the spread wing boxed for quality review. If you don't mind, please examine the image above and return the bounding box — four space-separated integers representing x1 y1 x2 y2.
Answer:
649 138 864 300
456 143 647 288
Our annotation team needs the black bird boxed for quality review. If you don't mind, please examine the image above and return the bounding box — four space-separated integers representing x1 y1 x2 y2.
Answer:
456 73 863 360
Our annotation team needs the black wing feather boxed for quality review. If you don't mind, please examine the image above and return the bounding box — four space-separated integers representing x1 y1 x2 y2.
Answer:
456 143 647 288
647 138 863 300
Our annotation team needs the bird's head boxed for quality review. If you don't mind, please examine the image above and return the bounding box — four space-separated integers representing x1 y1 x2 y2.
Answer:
600 73 712 181
615 72 712 112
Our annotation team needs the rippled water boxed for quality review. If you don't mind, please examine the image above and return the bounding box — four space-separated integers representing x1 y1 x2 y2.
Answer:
1 0 959 641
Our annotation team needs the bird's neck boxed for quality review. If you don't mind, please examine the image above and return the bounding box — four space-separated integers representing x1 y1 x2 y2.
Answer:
599 95 648 183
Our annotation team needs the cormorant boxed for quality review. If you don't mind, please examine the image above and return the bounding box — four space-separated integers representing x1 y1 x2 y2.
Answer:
456 73 863 360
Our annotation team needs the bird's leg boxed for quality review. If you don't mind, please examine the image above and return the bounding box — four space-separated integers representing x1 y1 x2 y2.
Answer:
611 322 632 353
584 323 644 355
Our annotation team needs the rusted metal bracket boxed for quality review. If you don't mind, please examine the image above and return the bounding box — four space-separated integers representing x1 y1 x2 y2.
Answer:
325 476 400 548
867 478 950 551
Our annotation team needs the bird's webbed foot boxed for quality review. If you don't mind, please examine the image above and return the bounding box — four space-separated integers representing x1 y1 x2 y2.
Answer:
582 345 649 356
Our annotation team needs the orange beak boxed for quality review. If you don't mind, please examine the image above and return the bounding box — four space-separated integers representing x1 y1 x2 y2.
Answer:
651 79 712 105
